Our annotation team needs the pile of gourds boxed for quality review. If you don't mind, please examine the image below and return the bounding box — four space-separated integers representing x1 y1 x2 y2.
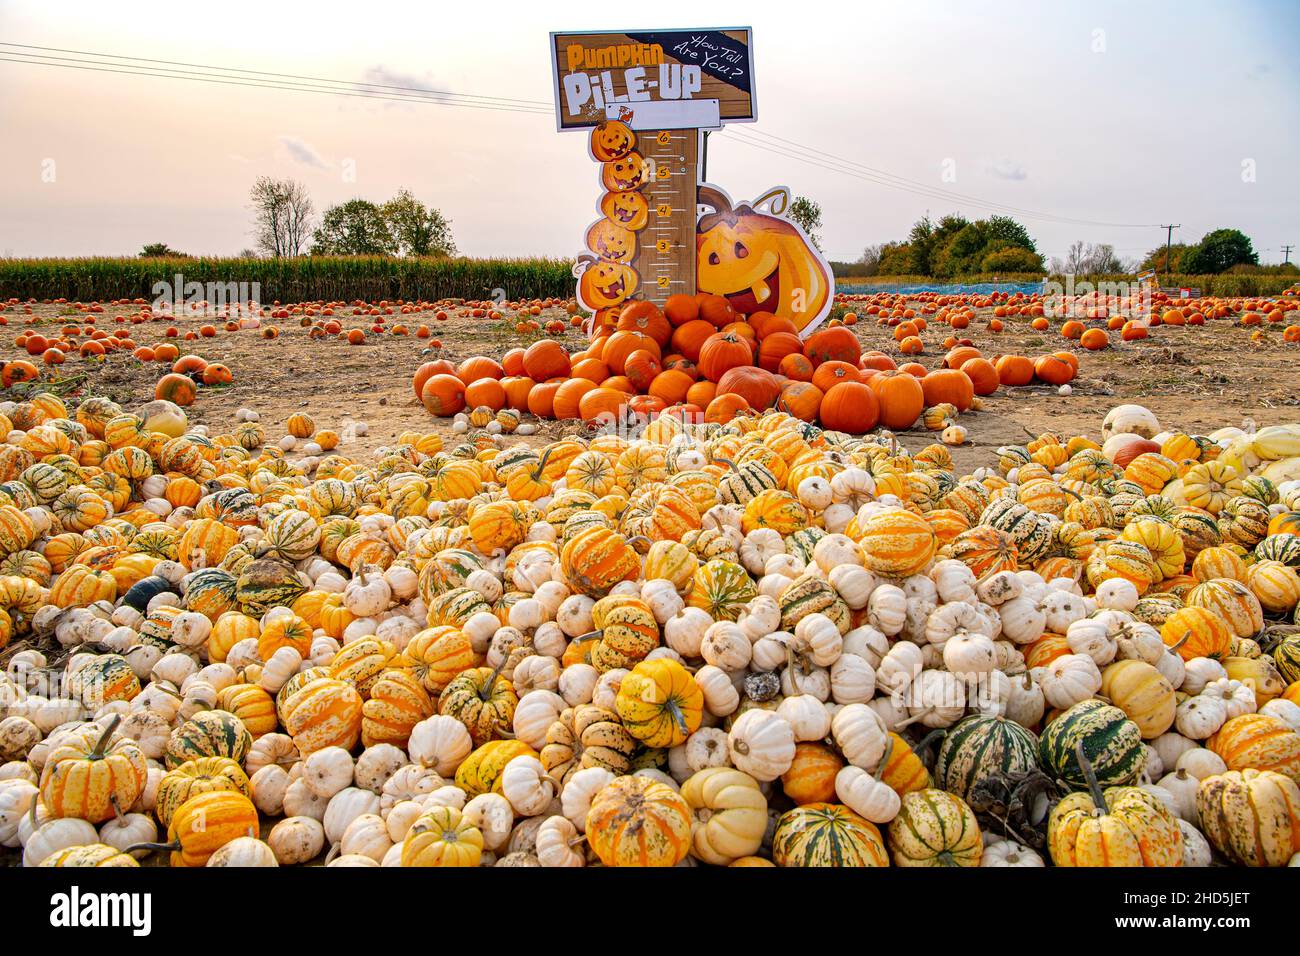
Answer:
2 387 1300 868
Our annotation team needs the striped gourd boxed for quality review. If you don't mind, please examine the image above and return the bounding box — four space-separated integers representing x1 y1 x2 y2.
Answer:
785 527 827 565
428 587 492 628
155 757 252 827
1274 635 1300 685
1219 495 1272 549
184 567 239 620
1256 533 1300 569
235 558 308 617
642 540 698 595
177 517 239 570
687 559 757 622
1171 508 1222 560
980 498 1052 562
887 789 983 867
1086 539 1155 595
953 524 1022 580
1120 518 1185 583
856 508 937 578
0 505 37 556
1208 714 1300 782
717 459 779 507
1038 699 1144 790
772 803 888 867
280 677 364 755
49 564 116 608
940 481 992 524
1195 769 1300 867
260 509 320 561
1247 561 1300 615
934 715 1039 800
778 574 850 633
165 709 253 770
65 654 140 707
1186 578 1263 638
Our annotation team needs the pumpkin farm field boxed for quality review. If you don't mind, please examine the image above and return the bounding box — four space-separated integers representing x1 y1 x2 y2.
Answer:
2 283 1300 873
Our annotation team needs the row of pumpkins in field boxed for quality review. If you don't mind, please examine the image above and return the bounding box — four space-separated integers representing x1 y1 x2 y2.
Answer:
2 390 1300 867
414 295 1083 434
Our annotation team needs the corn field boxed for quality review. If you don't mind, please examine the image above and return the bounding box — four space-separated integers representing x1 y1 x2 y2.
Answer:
0 256 577 303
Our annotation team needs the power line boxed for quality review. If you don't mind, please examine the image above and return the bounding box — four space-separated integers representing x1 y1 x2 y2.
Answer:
1283 244 1294 265
0 52 553 115
0 41 551 108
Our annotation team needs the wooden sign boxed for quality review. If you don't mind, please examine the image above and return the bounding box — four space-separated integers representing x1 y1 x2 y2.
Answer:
550 28 755 131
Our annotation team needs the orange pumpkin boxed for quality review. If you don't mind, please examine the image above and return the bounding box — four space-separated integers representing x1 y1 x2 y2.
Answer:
155 373 196 406
804 326 861 367
697 332 754 383
821 381 879 433
922 369 975 411
775 381 824 423
869 370 925 430
522 340 571 381
715 366 780 410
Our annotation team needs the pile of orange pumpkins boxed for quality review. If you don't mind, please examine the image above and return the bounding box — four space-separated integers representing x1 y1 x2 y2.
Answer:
3 382 1300 869
412 294 1082 435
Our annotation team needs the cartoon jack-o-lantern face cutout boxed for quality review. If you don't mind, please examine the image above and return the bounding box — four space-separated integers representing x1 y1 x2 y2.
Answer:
601 190 649 231
696 185 832 335
602 152 648 192
586 219 637 263
590 120 635 162
577 255 639 310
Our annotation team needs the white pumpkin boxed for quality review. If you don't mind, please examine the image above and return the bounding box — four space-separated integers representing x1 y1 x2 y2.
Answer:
831 703 888 770
1038 653 1102 708
408 715 473 776
268 816 325 865
499 756 555 817
776 694 831 741
535 814 584 867
664 607 712 658
208 835 279 867
829 654 876 704
727 709 795 782
694 665 740 717
981 838 1045 867
867 584 907 635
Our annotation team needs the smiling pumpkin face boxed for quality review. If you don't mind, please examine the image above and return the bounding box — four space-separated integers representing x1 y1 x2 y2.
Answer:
695 186 831 335
590 120 635 162
577 257 639 310
600 190 649 231
585 219 637 263
602 152 648 192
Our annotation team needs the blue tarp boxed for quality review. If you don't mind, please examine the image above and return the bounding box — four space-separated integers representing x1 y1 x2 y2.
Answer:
838 281 1046 296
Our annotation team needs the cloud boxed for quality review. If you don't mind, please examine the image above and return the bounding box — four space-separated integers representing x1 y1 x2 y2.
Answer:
1246 63 1271 81
986 158 1028 181
279 136 329 169
358 65 453 103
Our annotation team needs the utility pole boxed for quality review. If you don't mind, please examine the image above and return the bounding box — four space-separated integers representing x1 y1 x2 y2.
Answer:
1160 224 1180 279
1283 244 1294 266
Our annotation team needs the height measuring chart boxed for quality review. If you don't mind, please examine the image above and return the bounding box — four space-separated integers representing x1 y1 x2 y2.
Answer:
551 28 756 321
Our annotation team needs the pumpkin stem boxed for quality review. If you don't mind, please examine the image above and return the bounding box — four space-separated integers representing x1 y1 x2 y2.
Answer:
912 728 947 760
696 186 734 216
751 186 790 217
1073 740 1109 815
324 841 342 865
479 659 508 701
91 714 122 758
531 447 554 480
1170 630 1192 653
873 737 896 782
125 840 179 855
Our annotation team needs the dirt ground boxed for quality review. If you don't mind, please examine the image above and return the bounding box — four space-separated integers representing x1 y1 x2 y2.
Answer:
2 297 1298 476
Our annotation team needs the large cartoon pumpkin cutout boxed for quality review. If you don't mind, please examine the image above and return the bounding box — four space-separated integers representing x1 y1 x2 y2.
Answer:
600 190 649 231
696 185 833 338
589 120 635 162
602 151 649 192
585 219 637 263
575 254 638 311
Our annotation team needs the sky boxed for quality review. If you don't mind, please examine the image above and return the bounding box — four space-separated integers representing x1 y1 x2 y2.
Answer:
1 0 1297 265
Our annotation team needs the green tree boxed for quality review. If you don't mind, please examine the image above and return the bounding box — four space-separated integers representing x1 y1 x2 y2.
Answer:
985 215 1038 253
1138 243 1190 273
878 242 916 275
982 245 1045 273
1181 229 1258 274
381 189 456 257
789 196 823 250
140 243 189 257
311 199 396 256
